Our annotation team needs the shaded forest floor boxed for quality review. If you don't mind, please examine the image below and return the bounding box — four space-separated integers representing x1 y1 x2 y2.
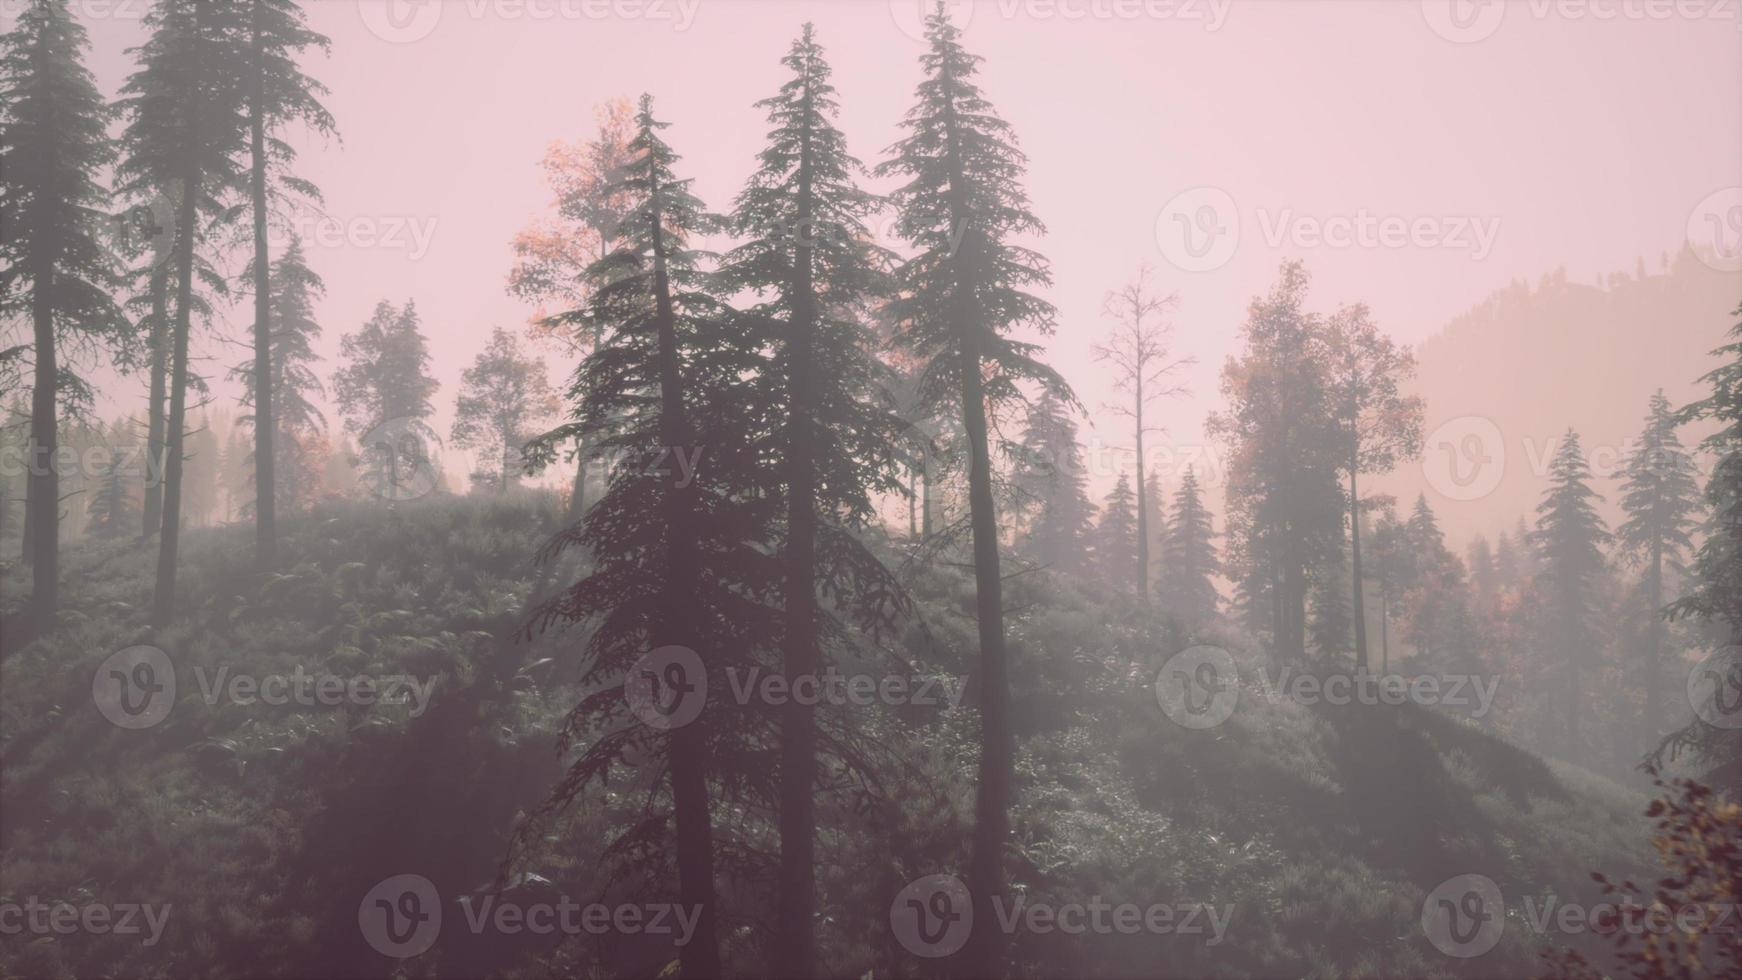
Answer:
0 493 1654 978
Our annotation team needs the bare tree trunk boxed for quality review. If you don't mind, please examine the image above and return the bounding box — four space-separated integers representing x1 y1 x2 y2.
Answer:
152 163 200 628
773 67 821 979
1350 458 1368 670
28 260 59 634
648 164 721 980
143 266 168 537
249 14 276 571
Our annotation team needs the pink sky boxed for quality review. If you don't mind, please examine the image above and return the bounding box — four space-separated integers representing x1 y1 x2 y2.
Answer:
32 0 1742 518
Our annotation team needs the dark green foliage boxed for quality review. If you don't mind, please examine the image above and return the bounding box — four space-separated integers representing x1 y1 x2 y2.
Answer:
1095 472 1139 590
1162 466 1220 625
1013 389 1094 572
232 237 326 512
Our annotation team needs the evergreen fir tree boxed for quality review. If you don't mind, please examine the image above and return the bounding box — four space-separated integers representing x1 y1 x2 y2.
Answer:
1532 430 1611 758
1012 389 1093 572
118 0 249 626
713 26 913 974
86 450 137 541
1617 389 1702 739
1095 473 1140 588
524 96 770 979
233 237 326 513
1 0 131 631
1162 466 1220 625
238 0 334 567
876 12 1071 964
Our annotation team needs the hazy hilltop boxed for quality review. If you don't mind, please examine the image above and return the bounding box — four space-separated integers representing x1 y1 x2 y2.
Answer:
1377 247 1740 549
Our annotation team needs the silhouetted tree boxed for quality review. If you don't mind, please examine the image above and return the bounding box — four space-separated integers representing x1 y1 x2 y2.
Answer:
233 238 325 513
1532 430 1611 758
1 0 130 632
1013 389 1092 572
451 327 556 494
333 300 439 497
118 0 248 626
525 96 765 979
238 0 333 567
1617 389 1702 740
1323 303 1423 670
1209 262 1344 660
877 11 1071 967
1095 472 1139 589
86 450 137 541
1162 466 1219 625
713 25 912 974
1095 266 1190 600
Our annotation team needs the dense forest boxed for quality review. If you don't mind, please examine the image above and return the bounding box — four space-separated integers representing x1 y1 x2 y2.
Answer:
1 2 1740 978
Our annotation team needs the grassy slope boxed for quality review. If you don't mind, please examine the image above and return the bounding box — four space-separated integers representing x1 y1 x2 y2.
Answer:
0 495 1651 979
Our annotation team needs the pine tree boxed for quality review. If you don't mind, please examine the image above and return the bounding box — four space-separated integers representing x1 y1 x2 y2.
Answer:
333 300 440 497
451 327 556 494
1145 470 1168 596
1665 304 1742 780
1532 430 1611 758
711 26 913 974
1494 528 1521 591
1162 466 1220 625
1095 472 1140 589
1467 534 1497 609
1012 389 1093 572
1 0 131 632
233 237 326 513
86 450 137 541
1309 546 1352 656
524 96 767 979
118 0 248 626
876 12 1070 965
238 0 334 567
1617 389 1702 740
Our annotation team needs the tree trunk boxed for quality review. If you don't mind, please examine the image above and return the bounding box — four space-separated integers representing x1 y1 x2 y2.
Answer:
1380 593 1390 674
1134 380 1149 600
1646 540 1662 740
152 160 201 628
773 69 821 980
1349 457 1368 670
249 17 276 571
28 261 59 634
960 340 1013 978
143 266 168 537
648 164 721 980
567 435 587 519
